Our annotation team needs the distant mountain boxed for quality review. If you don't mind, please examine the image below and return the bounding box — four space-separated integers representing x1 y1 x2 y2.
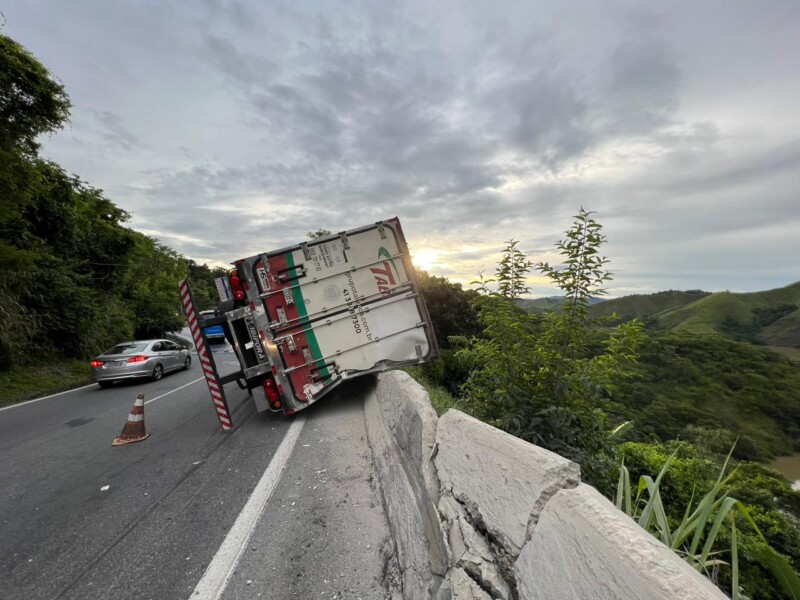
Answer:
589 282 800 349
589 290 711 322
517 296 605 313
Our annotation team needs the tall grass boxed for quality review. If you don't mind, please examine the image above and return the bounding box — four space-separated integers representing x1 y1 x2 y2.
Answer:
403 365 459 416
0 358 91 407
616 446 800 598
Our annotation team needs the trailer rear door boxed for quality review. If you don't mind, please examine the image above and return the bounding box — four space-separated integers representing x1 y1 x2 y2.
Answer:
240 218 438 409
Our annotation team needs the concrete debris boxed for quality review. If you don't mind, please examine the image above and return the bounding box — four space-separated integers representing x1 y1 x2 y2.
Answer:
446 568 493 600
439 493 511 600
454 514 511 599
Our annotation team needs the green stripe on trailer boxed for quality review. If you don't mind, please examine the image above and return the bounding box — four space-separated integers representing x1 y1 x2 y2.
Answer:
285 251 331 381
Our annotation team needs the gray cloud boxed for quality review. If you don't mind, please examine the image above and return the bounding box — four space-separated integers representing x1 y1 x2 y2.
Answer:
5 0 799 294
598 37 680 137
85 110 144 152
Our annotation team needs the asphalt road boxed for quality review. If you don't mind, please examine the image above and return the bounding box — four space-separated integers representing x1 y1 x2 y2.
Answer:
0 338 398 600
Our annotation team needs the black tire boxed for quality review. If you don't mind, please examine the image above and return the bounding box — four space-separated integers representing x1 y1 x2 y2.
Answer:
183 355 192 370
98 381 114 389
151 364 164 381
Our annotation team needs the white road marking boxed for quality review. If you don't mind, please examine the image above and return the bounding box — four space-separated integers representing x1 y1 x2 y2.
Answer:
189 415 307 600
144 377 204 405
0 383 97 412
2 373 207 413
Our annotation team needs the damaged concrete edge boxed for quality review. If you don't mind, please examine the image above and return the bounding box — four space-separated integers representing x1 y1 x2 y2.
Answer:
524 475 580 545
363 374 448 600
514 484 729 600
434 409 582 557
373 372 448 575
439 493 515 599
366 373 726 600
375 370 442 502
367 373 583 599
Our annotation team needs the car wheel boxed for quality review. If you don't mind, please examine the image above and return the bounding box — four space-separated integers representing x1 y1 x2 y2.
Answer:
183 355 192 370
151 364 164 381
98 381 114 389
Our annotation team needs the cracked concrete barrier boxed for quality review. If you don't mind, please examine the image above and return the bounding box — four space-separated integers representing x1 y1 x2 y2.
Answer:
515 484 728 600
365 372 449 600
434 409 581 558
374 370 441 502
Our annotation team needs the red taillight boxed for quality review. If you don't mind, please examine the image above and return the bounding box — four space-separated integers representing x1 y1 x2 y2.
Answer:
263 378 280 404
126 355 149 363
90 360 103 368
230 272 246 301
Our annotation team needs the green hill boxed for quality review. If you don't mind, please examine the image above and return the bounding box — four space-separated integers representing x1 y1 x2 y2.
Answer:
755 307 800 346
518 296 605 313
589 282 800 349
589 290 710 322
656 282 800 346
611 331 800 460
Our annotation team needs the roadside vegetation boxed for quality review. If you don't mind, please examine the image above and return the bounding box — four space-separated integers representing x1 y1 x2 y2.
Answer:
0 359 91 407
0 33 220 404
403 364 458 416
412 209 800 598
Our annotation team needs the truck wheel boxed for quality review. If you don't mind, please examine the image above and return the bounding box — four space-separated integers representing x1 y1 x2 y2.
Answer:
151 364 163 381
183 356 192 370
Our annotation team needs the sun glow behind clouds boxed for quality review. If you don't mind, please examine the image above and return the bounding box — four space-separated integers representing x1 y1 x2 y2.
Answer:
410 248 445 272
409 243 499 284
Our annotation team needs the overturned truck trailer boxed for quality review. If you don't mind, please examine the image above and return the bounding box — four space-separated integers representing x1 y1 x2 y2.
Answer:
179 217 439 430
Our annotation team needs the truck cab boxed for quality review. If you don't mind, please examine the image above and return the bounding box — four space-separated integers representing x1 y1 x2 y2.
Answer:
198 310 226 343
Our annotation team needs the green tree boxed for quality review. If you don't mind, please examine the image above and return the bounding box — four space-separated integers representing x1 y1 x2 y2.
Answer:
496 239 532 299
0 32 190 366
122 237 187 339
457 209 643 487
413 269 482 395
415 269 481 349
187 259 230 311
537 208 612 363
307 228 332 239
0 33 70 153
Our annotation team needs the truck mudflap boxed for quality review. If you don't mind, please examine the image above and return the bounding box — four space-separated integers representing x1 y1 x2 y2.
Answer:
238 218 439 413
179 279 234 430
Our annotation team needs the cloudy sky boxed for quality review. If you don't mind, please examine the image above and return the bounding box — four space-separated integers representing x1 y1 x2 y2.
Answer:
5 0 799 296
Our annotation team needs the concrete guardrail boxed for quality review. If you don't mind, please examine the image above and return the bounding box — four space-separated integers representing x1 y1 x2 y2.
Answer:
365 371 727 600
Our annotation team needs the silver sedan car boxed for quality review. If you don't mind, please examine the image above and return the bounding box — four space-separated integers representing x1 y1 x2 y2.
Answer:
91 339 192 388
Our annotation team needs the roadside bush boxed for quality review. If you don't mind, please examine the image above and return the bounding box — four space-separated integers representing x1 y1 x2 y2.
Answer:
617 441 800 599
456 210 643 490
418 348 473 396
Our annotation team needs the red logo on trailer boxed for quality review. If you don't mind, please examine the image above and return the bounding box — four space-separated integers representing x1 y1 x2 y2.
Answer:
370 247 399 296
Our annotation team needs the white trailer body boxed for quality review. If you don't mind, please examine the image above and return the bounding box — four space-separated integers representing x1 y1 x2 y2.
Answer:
180 217 438 428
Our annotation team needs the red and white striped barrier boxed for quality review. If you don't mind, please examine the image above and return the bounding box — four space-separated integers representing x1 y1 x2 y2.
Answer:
179 280 233 430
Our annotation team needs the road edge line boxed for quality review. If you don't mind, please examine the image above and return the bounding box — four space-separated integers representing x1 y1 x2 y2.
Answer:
189 414 307 599
144 377 204 405
0 383 97 412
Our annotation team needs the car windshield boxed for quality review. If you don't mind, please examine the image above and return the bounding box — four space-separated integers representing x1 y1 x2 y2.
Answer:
105 343 148 355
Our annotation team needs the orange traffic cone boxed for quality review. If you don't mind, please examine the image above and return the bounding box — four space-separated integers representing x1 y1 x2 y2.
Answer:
112 393 150 446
